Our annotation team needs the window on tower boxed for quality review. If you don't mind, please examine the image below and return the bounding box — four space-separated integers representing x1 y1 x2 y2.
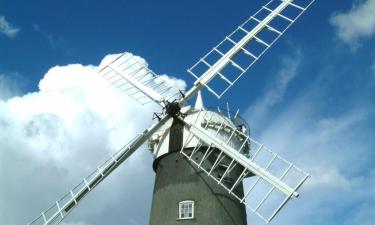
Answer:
178 200 194 220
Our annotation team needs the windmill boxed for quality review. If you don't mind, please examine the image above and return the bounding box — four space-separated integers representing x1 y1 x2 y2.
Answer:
27 0 315 224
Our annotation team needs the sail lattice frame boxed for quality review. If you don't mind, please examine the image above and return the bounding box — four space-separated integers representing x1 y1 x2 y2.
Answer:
99 53 182 105
188 0 315 98
180 110 309 223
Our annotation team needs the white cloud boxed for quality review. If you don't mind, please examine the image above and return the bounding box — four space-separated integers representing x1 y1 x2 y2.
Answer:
260 104 375 225
61 221 92 225
0 15 20 38
33 23 59 48
330 0 375 47
244 54 375 225
246 50 301 128
0 73 23 100
0 52 185 225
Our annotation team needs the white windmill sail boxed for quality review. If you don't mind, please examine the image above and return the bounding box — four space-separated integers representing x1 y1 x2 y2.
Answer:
186 0 315 99
98 53 182 106
28 115 172 225
179 110 309 223
27 0 316 224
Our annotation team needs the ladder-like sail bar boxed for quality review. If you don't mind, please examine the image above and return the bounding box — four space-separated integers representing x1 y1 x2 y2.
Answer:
187 0 315 99
99 53 181 106
28 115 172 225
180 110 309 223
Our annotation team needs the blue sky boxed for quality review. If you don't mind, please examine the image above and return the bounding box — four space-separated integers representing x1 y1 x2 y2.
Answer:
1 0 375 225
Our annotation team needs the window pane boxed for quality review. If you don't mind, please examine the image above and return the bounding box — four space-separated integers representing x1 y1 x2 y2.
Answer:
179 201 194 219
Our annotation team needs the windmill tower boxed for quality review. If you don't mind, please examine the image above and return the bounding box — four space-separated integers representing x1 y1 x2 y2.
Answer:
27 1 315 225
148 93 249 225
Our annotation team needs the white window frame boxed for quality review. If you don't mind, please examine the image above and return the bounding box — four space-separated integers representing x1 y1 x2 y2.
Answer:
178 200 195 220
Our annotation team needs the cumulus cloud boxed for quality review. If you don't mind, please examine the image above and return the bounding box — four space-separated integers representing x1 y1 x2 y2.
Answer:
330 0 375 47
0 52 185 225
0 15 20 38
